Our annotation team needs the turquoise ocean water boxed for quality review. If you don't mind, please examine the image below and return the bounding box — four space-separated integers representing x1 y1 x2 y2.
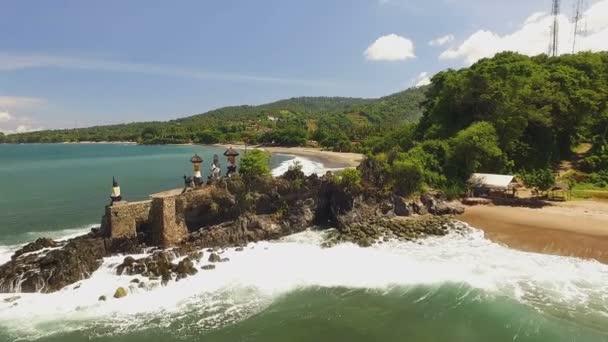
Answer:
0 144 607 342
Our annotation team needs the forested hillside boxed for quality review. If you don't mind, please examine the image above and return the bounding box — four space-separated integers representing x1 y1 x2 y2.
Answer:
1 87 427 151
361 51 608 197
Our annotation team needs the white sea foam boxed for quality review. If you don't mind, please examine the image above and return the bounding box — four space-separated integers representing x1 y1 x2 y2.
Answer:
1 225 608 339
271 155 341 177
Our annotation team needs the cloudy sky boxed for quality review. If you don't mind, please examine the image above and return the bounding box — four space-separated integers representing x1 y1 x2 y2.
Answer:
1 0 607 133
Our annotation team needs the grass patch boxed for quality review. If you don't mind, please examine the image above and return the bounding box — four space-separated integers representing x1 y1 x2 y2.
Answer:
571 183 608 200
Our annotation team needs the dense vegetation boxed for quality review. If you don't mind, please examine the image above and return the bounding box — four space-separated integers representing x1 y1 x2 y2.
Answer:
2 89 427 152
358 51 608 197
4 51 607 198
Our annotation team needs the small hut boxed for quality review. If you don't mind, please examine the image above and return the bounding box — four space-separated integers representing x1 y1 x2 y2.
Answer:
224 147 239 176
467 173 520 198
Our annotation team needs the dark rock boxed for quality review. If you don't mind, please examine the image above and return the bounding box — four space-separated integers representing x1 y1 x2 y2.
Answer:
161 273 172 286
130 278 140 284
11 238 58 260
220 257 230 262
235 247 244 252
0 236 107 293
208 253 221 263
188 251 203 262
201 264 216 270
392 195 412 217
176 257 198 277
3 296 20 303
98 295 106 301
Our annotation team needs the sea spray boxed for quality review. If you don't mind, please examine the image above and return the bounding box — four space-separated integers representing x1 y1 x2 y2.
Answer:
271 155 341 177
1 225 608 340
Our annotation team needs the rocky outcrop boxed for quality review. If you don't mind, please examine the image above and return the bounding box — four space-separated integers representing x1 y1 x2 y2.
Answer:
0 166 466 294
11 238 58 260
0 235 107 293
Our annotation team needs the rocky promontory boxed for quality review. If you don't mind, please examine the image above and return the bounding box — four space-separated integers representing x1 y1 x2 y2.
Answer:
0 163 464 293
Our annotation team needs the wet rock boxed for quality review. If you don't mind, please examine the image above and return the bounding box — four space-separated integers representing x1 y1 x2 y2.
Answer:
201 264 216 270
130 278 140 284
3 296 20 303
188 251 204 262
12 238 59 260
138 282 146 289
220 257 230 262
113 287 127 299
176 257 198 277
235 247 244 252
98 295 107 301
0 236 108 293
208 253 221 263
161 273 172 286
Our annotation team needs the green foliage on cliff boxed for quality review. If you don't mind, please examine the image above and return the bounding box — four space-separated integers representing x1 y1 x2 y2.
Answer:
364 51 608 196
239 150 271 179
332 168 362 191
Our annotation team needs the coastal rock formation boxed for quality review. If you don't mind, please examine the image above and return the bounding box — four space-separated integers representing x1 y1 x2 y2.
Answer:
0 167 465 293
0 235 108 293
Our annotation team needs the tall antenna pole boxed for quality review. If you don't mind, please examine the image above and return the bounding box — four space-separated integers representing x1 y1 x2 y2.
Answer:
549 0 560 57
572 0 585 54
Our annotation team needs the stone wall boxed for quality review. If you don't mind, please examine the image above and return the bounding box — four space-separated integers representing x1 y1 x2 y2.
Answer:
100 200 152 239
149 196 188 247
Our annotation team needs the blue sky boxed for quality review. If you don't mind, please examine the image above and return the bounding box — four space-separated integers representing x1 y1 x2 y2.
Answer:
1 0 606 132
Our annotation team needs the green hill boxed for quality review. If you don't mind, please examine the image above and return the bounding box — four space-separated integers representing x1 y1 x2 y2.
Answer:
2 86 428 150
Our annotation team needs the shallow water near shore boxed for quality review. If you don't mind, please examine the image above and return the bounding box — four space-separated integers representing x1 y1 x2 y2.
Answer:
1 144 608 342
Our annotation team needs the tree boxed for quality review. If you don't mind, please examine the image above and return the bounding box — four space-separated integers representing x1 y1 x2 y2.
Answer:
449 122 503 179
388 158 424 196
0 132 5 143
239 149 271 179
519 168 556 193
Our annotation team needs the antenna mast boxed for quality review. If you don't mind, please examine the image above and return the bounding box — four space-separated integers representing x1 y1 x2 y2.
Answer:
549 0 560 57
572 0 585 54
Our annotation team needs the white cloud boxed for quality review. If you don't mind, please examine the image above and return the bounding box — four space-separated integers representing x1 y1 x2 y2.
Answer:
365 34 416 61
429 34 454 47
440 0 608 65
14 124 42 133
0 111 12 122
0 96 44 109
414 72 432 87
0 97 45 134
0 52 331 87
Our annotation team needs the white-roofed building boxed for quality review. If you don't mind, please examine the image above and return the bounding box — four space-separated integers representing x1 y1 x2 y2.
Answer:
467 173 520 197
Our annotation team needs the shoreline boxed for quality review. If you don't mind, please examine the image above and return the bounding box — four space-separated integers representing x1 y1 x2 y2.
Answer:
458 200 608 264
1 141 362 169
211 143 363 169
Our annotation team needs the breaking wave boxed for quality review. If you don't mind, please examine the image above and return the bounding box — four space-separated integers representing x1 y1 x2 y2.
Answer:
271 155 341 177
1 224 608 340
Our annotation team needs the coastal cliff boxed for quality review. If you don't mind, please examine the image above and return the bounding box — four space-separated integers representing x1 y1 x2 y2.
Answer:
0 167 464 294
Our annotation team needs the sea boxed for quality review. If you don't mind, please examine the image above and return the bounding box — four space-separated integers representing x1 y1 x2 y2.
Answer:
0 144 607 342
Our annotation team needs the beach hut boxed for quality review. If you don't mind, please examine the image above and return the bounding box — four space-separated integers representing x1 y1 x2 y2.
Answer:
467 173 520 198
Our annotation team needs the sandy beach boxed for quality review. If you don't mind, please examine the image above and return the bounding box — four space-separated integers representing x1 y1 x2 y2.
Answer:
458 200 608 263
213 144 363 169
